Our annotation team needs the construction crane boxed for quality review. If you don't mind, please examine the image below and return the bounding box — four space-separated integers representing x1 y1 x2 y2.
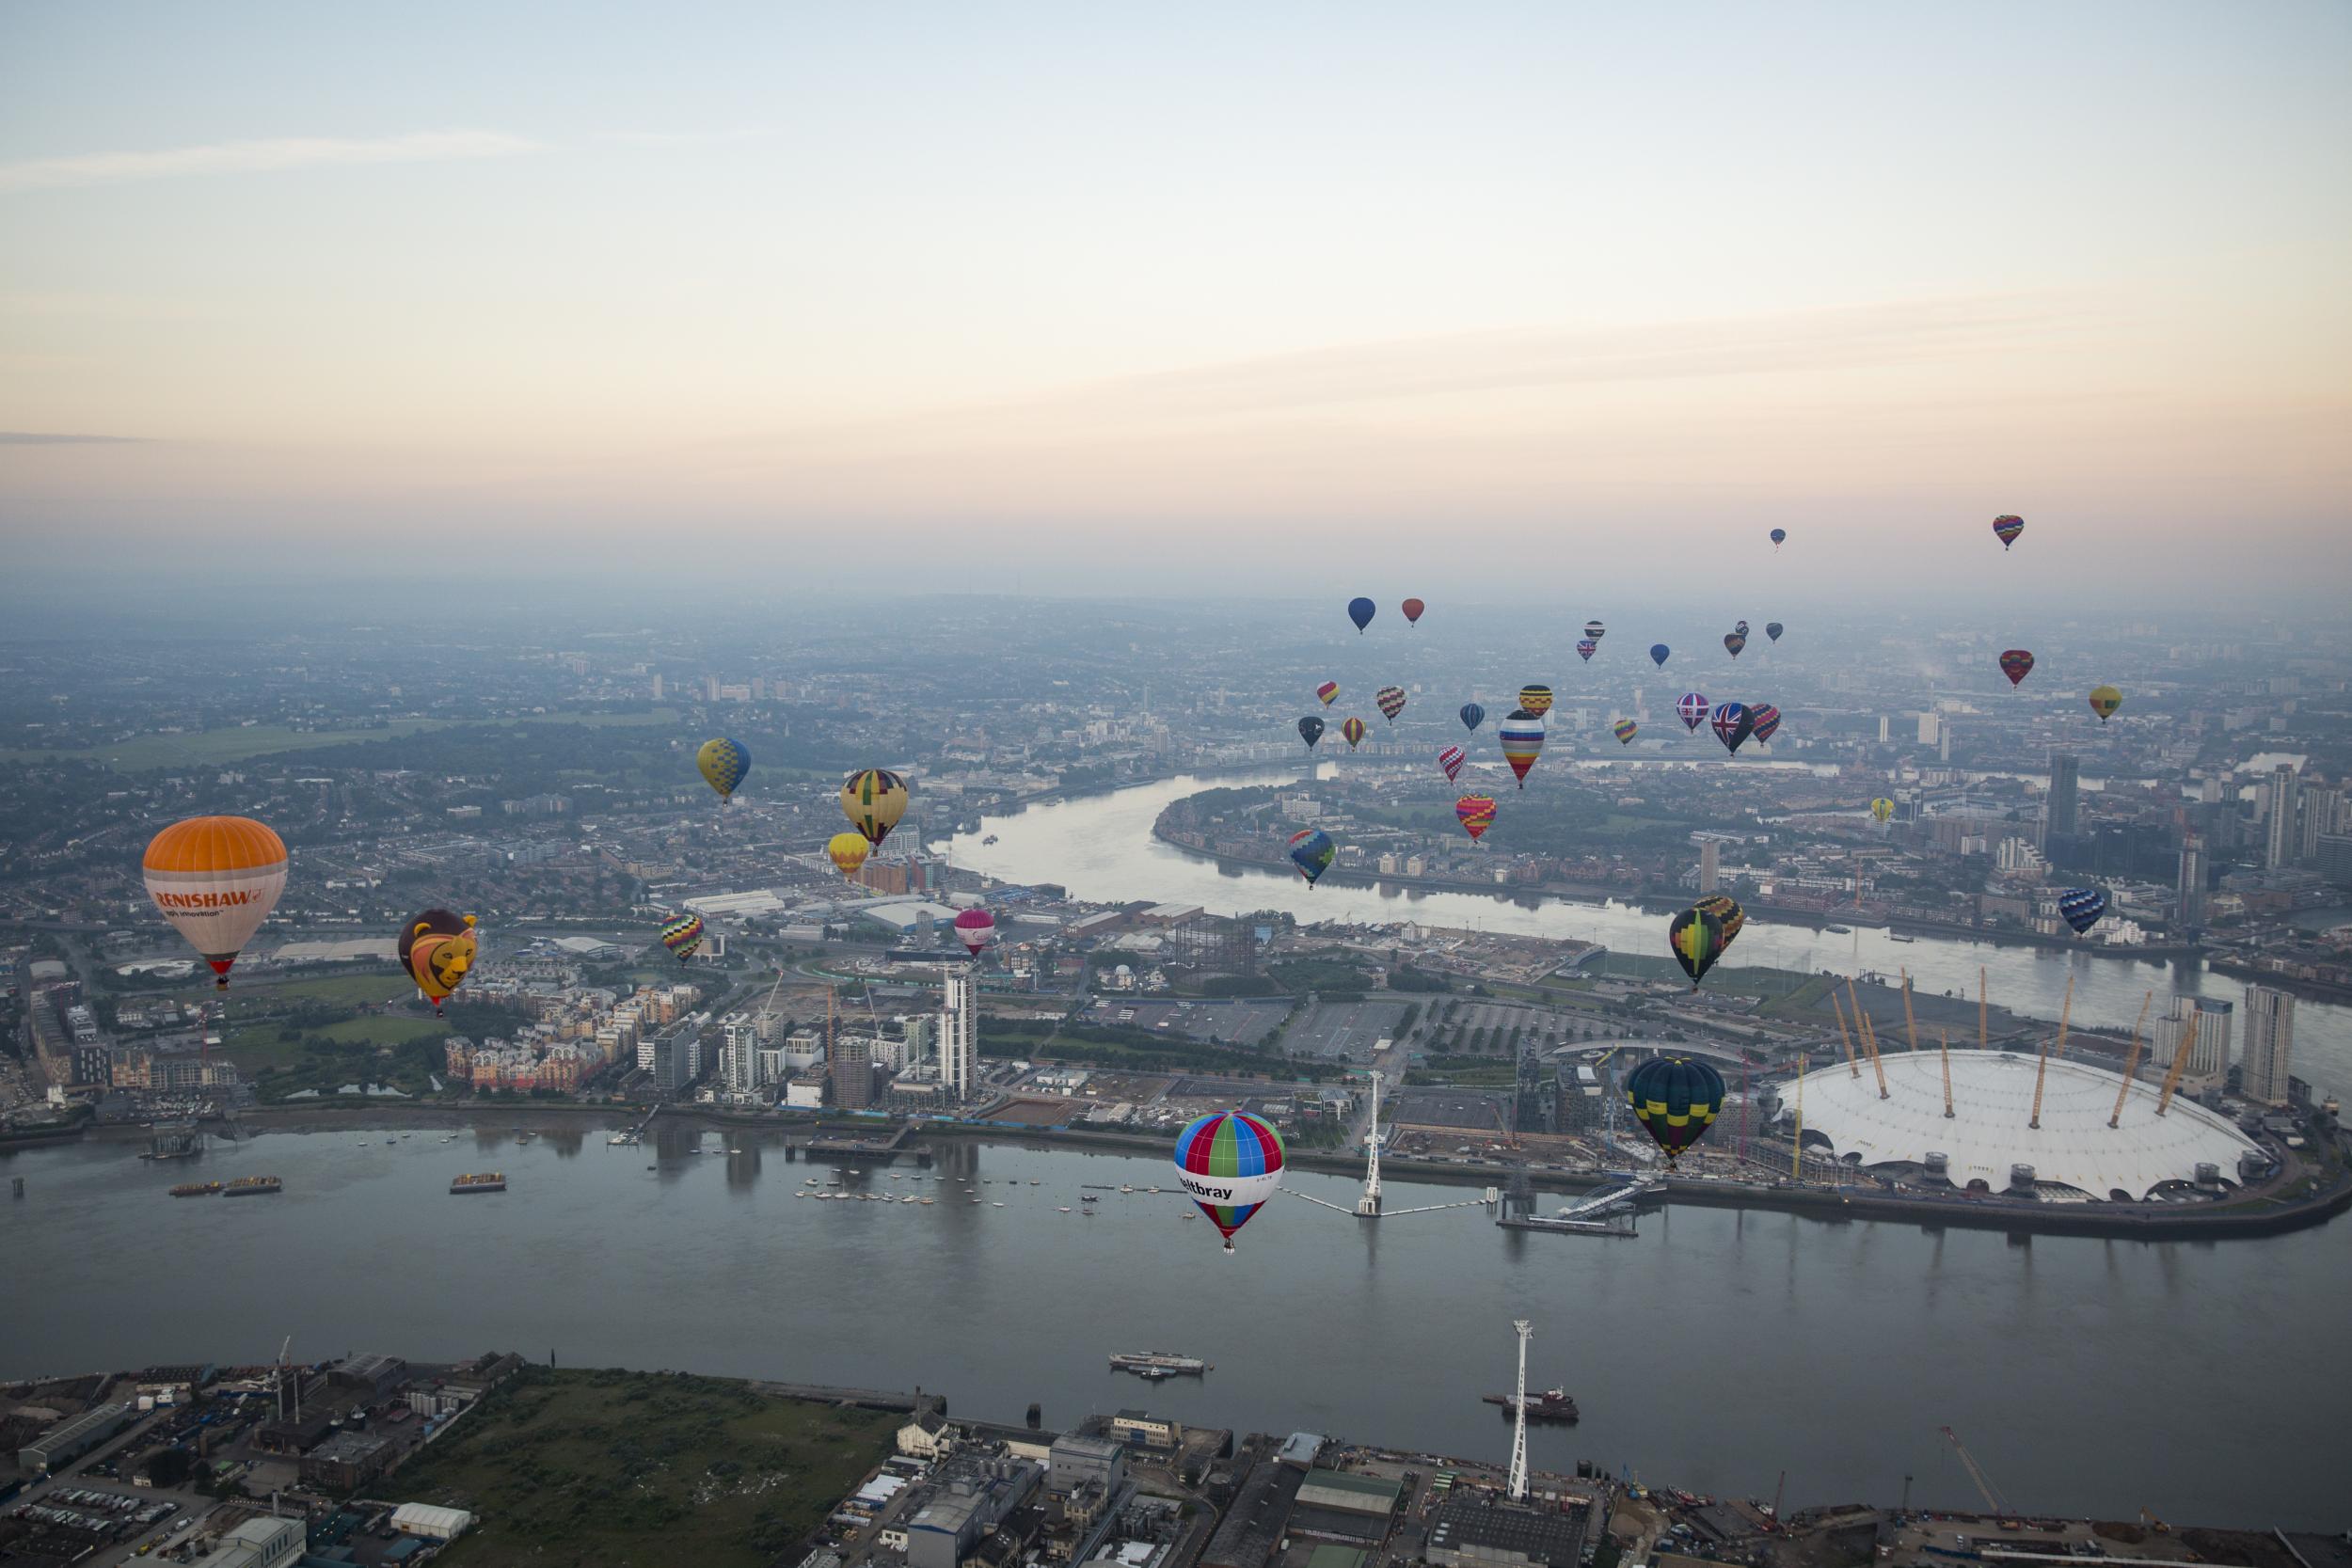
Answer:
2109 992 2153 1129
1939 1425 2014 1518
2029 974 2072 1131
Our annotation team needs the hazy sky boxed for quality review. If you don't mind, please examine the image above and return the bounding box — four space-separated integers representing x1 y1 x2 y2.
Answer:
4 2 2347 601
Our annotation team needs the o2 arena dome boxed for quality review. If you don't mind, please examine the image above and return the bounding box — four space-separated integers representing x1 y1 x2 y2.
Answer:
1785 1048 2265 1200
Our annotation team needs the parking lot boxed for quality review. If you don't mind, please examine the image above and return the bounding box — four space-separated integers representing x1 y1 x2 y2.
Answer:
1084 997 1292 1046
1284 999 1412 1061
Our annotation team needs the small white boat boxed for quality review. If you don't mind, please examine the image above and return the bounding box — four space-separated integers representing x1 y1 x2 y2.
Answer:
993 1201 1005 1208
920 1197 935 1205
1058 1206 1073 1213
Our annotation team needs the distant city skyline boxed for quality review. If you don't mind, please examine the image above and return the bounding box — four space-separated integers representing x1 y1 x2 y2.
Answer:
3 1 2347 596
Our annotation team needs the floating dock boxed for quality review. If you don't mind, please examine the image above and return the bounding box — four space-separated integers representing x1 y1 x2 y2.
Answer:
222 1176 282 1196
1109 1352 1208 1375
451 1173 507 1194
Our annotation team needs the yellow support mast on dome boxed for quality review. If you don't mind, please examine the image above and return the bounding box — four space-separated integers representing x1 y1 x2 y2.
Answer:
2156 1005 2201 1117
2030 974 2073 1131
2109 991 2153 1129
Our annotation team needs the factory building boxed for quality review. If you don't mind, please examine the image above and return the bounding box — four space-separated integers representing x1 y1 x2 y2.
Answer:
16 1402 135 1473
300 1431 392 1491
1200 1457 1305 1568
1108 1410 1182 1449
1287 1468 1402 1543
1424 1497 1588 1568
902 1451 1043 1568
191 1516 306 1568
1048 1433 1128 1495
389 1503 475 1542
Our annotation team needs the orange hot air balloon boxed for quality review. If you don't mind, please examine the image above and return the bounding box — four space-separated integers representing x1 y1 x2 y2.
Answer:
143 816 288 989
400 910 479 1015
828 832 871 879
1455 794 1497 842
1402 598 1425 626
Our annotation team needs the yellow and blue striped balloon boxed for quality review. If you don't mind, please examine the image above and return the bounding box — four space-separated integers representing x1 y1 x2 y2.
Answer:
696 736 750 802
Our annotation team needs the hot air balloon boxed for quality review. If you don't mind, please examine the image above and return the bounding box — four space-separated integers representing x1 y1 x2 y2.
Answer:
1455 794 1496 842
1693 894 1746 947
1765 622 1783 642
1347 597 1376 634
1735 620 1750 638
1625 1054 1726 1165
1677 692 1709 731
2058 887 2108 936
1375 686 1406 723
1438 745 1466 783
1667 907 1729 989
1287 828 1336 887
1173 1110 1286 1253
1711 702 1756 753
1402 597 1425 626
1613 718 1638 745
400 909 478 1015
841 769 910 847
1748 705 1782 746
1999 650 2035 688
1342 717 1368 750
1650 643 1671 667
1869 798 1896 824
142 816 288 989
1498 711 1546 788
1770 528 1787 550
2088 685 2122 723
697 736 751 802
1459 703 1486 732
1993 514 2025 550
1584 620 1606 641
1518 685 1554 718
1576 639 1597 662
1298 717 1326 750
659 912 705 962
1724 632 1747 658
827 832 871 879
1316 681 1340 706
954 908 996 957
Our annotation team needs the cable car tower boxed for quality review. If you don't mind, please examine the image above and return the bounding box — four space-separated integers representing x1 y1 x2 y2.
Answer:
1356 1069 1384 1216
1506 1320 1533 1501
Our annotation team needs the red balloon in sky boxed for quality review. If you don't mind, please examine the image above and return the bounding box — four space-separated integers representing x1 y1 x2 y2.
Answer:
1402 598 1425 626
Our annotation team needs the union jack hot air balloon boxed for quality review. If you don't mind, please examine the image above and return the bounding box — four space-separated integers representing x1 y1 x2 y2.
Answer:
1677 692 1708 732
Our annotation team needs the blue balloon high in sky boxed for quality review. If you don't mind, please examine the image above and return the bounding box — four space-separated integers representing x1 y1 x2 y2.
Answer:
1347 597 1376 634
1649 643 1671 667
1459 703 1485 732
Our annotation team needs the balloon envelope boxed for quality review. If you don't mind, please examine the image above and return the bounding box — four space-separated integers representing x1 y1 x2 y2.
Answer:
1711 702 1756 753
1668 907 1729 988
142 816 288 988
1999 650 2035 688
1735 620 1749 637
1173 1110 1286 1249
1770 528 1787 547
2088 685 2123 723
1298 716 1325 749
697 736 751 801
1693 895 1745 947
1375 686 1406 722
1497 713 1546 787
1316 681 1340 706
1583 620 1606 641
1576 639 1597 662
954 908 997 956
1517 685 1554 717
841 769 910 847
1650 643 1671 667
1613 718 1638 745
1459 703 1486 732
1287 828 1336 886
1993 514 2026 550
1455 793 1496 841
1347 597 1376 633
1724 632 1747 658
1870 798 1896 823
1677 692 1708 731
1765 622 1783 642
827 832 871 879
2058 887 2108 935
1748 705 1782 746
1625 1054 1726 1164
1438 745 1466 783
400 909 478 1011
1402 597 1425 625
659 913 705 962
1341 717 1367 750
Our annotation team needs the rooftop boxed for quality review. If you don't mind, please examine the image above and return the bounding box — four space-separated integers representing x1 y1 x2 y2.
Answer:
1426 1497 1586 1568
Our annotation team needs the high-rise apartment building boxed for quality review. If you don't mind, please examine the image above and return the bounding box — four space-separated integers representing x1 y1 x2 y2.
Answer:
2297 784 2344 862
2265 764 2299 870
2046 752 2080 839
830 1034 873 1109
2241 987 2295 1106
940 971 978 1103
720 1016 760 1095
1697 841 1720 895
649 673 663 700
2176 834 2206 927
2153 996 2233 1088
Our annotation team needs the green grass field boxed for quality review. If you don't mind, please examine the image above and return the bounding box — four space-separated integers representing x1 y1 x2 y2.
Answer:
313 1015 449 1048
0 707 680 771
163 973 416 1011
384 1368 898 1568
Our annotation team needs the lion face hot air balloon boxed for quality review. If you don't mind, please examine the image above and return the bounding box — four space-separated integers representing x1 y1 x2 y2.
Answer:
143 816 288 989
1375 685 1406 723
399 910 478 1015
1693 894 1745 947
1583 620 1606 641
1613 718 1638 745
1455 793 1496 842
1298 716 1325 750
1993 514 2025 550
841 768 910 847
1747 705 1782 746
1459 703 1485 732
1667 906 1729 989
2058 887 2108 936
697 736 751 802
1287 828 1336 887
954 907 996 957
1770 528 1787 550
1650 642 1671 667
1711 702 1756 753
1724 632 1747 658
1317 681 1339 706
1498 711 1546 788
1765 622 1783 642
1734 620 1749 638
827 832 871 879
1625 1054 1725 1166
1402 597 1425 626
2088 685 2122 723
1341 717 1368 750
1438 745 1466 783
1517 685 1553 718
659 912 705 963
1347 596 1376 634
1174 1110 1286 1253
1677 692 1708 731
1999 650 2035 689
1576 639 1597 662
1869 797 1896 824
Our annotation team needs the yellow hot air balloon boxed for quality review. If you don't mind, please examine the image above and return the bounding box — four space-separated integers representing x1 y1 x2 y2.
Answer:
697 736 751 802
2088 685 2123 724
840 768 910 847
142 816 288 988
828 832 872 879
1869 798 1895 823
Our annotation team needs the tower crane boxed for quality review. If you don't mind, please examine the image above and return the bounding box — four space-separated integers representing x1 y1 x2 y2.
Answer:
1939 1425 2014 1518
